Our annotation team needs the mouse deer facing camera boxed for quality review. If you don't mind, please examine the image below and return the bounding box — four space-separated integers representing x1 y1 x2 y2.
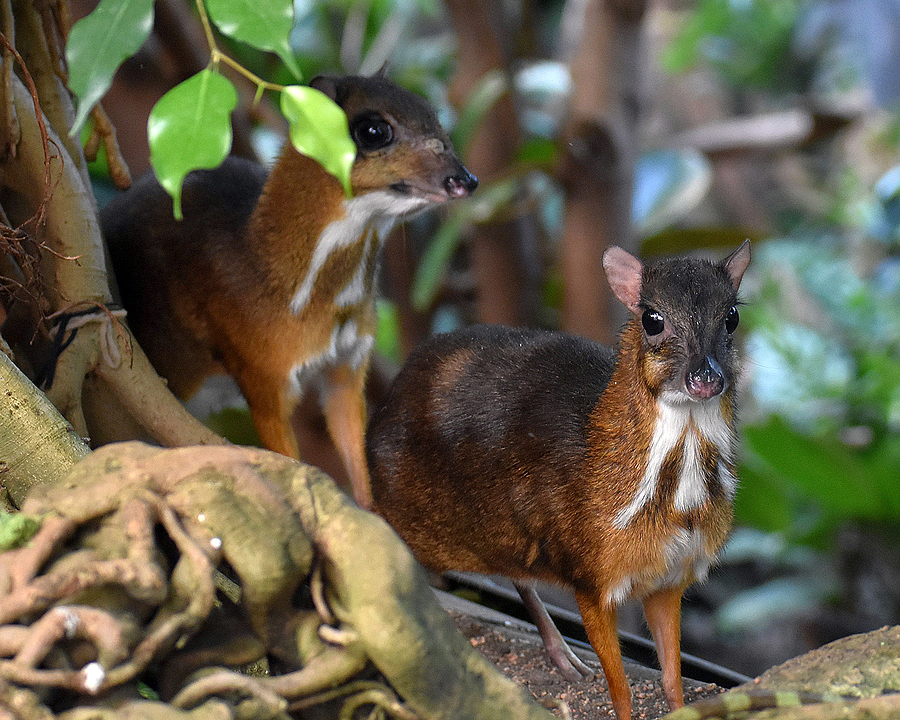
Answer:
367 242 750 720
102 73 477 509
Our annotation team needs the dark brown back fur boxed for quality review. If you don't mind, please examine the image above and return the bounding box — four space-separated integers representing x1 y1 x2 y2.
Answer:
102 157 269 397
368 324 617 589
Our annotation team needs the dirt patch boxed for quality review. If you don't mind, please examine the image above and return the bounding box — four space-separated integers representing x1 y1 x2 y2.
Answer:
442 595 724 720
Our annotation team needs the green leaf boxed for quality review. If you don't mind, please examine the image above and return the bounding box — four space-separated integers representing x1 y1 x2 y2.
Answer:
137 682 160 701
204 407 261 448
515 137 558 168
375 299 401 364
205 0 302 80
148 70 238 220
66 0 155 135
743 416 887 522
639 226 763 257
452 69 508 156
280 85 355 197
733 461 793 533
0 513 42 552
411 208 468 312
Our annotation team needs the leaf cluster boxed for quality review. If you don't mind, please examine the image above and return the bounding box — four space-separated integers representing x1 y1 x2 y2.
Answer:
66 0 356 218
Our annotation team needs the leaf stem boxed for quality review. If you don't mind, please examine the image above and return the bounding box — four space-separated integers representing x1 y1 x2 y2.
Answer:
193 0 286 98
214 52 285 94
193 0 218 59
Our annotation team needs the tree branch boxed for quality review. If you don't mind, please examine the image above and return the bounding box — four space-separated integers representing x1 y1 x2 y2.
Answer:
0 350 88 508
1 66 226 451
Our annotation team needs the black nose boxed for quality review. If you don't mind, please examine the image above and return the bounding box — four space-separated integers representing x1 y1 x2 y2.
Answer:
444 168 478 198
685 356 725 400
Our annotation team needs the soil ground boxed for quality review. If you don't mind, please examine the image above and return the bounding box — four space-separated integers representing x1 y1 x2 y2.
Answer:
438 591 725 720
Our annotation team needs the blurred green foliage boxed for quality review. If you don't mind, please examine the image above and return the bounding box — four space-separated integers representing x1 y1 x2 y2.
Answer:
737 236 900 545
286 0 448 88
662 0 808 92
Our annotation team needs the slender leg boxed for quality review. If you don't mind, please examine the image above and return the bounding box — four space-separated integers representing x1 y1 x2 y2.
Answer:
320 364 372 509
642 586 684 710
576 592 631 720
514 582 594 681
240 376 301 459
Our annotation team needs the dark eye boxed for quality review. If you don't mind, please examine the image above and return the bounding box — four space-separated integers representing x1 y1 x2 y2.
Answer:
351 114 393 151
641 309 665 336
725 306 739 333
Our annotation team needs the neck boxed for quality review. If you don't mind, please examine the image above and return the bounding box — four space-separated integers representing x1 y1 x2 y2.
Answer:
249 149 348 297
287 191 404 315
594 322 737 530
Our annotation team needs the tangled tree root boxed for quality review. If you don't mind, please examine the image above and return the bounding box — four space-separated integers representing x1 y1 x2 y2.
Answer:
0 443 558 720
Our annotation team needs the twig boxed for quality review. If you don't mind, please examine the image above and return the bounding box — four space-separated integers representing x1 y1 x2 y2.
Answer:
86 105 131 189
192 0 284 96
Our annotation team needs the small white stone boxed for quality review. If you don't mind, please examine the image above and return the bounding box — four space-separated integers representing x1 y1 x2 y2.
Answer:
197 513 206 523
210 537 223 550
82 662 105 693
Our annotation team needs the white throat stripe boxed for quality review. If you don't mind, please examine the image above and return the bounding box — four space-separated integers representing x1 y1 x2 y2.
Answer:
290 190 425 315
613 396 733 529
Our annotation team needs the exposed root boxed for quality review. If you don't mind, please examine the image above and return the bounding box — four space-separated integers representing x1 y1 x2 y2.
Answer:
171 670 289 717
0 443 558 720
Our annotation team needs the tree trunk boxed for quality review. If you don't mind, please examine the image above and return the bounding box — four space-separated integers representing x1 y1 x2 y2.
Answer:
558 0 647 343
1 1 227 455
444 0 538 327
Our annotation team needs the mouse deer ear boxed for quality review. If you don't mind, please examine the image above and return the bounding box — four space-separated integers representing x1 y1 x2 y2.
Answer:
603 246 644 314
309 75 339 101
723 240 751 291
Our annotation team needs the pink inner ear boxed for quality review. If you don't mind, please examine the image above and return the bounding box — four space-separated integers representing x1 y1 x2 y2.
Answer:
603 246 643 314
724 240 751 290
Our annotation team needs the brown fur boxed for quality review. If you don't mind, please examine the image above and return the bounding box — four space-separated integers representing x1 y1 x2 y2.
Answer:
103 75 476 508
367 243 751 720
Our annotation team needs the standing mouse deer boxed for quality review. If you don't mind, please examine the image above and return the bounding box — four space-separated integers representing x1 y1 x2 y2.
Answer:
366 242 751 720
102 73 476 508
